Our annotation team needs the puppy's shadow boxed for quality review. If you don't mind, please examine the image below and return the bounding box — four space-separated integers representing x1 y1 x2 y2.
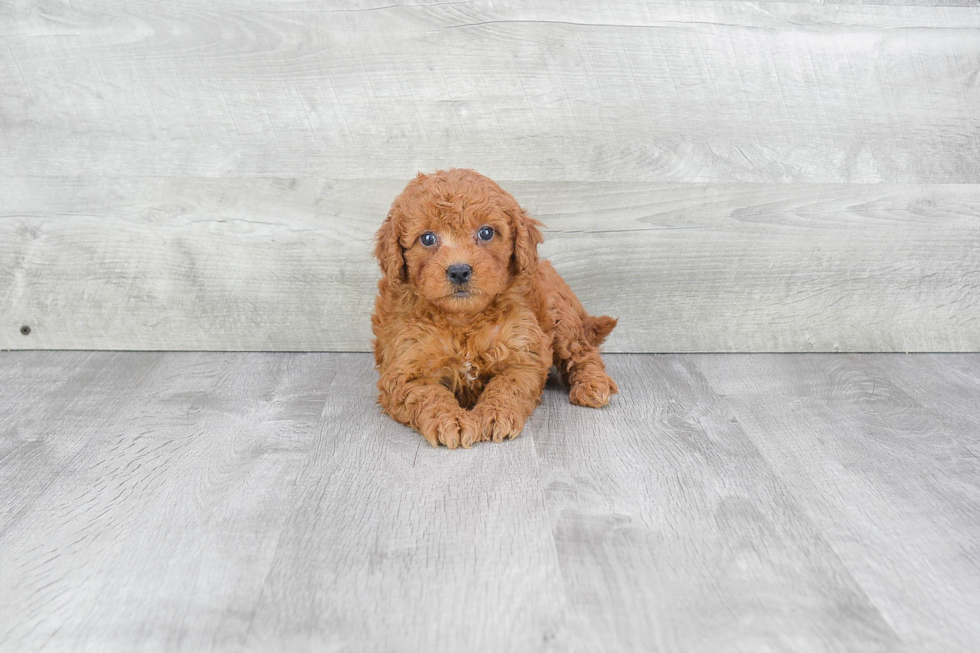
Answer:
542 367 567 402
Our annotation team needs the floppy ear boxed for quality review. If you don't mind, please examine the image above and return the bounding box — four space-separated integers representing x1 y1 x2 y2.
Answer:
510 206 545 276
374 210 406 283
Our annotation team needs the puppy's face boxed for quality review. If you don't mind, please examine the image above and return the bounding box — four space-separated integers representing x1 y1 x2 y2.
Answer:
375 169 543 316
402 204 513 315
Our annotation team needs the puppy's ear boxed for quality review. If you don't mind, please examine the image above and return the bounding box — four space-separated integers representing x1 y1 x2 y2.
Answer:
374 210 406 283
510 207 545 276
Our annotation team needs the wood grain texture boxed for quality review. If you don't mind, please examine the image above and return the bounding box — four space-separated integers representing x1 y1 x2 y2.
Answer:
0 352 332 651
1 177 386 351
3 352 979 651
2 1 979 182
239 355 566 652
697 353 980 653
3 0 979 352
857 354 980 475
0 352 567 652
531 355 905 652
3 177 978 352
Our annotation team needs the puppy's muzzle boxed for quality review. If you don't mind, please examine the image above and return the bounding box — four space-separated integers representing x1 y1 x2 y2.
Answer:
446 263 472 286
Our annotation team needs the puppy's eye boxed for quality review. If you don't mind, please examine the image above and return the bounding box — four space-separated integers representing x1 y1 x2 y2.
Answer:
477 226 495 242
419 232 437 247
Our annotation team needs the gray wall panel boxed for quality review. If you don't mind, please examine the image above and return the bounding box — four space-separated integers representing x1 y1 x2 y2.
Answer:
2 1 978 351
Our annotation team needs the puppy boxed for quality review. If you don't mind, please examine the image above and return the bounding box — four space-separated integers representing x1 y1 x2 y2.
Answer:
372 169 618 448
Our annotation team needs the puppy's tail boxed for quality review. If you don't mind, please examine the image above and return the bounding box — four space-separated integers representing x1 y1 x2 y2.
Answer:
582 315 617 347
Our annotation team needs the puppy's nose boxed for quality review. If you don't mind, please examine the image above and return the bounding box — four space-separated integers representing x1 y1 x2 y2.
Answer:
446 263 472 285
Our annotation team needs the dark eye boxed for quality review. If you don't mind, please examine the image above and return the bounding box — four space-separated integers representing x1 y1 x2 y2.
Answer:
419 232 437 247
477 226 494 242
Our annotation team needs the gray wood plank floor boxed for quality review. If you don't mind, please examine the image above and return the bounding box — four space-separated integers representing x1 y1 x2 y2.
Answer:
1 352 977 652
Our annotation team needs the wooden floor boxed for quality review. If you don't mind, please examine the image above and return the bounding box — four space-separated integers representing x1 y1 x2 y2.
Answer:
1 352 978 652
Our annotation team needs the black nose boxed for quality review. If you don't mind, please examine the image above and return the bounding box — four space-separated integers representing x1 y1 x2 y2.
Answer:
446 263 472 285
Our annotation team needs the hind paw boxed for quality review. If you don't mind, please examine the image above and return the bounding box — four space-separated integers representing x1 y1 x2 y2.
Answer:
569 373 619 408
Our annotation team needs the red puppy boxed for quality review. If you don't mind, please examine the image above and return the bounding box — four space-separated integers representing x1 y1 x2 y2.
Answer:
372 169 618 448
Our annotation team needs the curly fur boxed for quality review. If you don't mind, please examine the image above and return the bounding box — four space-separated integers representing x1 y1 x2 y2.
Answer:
372 169 618 448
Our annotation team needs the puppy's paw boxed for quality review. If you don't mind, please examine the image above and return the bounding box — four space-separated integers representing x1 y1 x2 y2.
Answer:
569 372 619 408
420 410 479 450
471 405 526 443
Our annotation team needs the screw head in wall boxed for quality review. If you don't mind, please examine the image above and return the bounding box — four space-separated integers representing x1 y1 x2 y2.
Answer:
20 325 31 336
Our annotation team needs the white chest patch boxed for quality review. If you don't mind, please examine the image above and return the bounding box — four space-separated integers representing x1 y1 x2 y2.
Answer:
462 361 478 384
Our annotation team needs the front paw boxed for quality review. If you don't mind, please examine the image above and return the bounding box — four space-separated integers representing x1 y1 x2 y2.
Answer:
471 405 526 443
420 409 479 449
569 372 619 408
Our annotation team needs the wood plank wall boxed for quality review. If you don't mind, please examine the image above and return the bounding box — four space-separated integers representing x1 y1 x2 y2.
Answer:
2 1 978 352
